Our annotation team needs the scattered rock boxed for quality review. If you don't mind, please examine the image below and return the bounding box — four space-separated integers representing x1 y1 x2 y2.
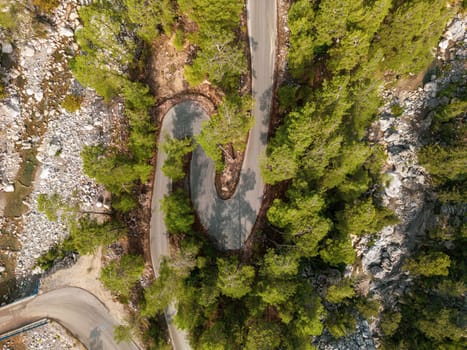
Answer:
59 27 75 38
23 46 35 57
4 184 15 193
1 42 13 54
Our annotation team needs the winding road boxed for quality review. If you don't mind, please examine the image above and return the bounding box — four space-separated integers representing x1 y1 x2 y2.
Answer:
0 1 276 349
150 0 276 349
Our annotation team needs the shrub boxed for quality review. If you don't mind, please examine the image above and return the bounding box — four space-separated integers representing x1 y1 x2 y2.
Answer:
33 0 60 14
390 103 404 117
161 189 194 234
325 279 355 304
61 94 84 113
100 254 145 298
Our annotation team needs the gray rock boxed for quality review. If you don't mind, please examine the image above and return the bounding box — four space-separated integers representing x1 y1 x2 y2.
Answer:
1 42 13 54
23 45 35 57
4 183 15 192
446 20 465 41
59 27 75 38
423 81 438 93
439 38 449 51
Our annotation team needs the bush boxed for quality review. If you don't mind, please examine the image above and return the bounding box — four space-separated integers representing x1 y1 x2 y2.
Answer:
100 254 145 298
325 279 355 304
61 94 84 113
390 103 404 117
380 311 402 336
161 189 194 234
404 251 451 277
33 0 60 14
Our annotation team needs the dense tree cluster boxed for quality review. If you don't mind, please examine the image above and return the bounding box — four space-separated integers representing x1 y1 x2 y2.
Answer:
178 0 246 90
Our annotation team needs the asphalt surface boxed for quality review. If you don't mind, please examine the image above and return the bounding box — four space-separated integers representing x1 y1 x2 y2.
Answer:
0 287 138 350
149 0 276 348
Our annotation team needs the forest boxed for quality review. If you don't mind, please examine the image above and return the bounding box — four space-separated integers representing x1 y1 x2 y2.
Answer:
27 0 465 349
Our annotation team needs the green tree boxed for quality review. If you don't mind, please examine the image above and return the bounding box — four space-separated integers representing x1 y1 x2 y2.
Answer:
319 234 355 266
123 0 175 42
216 257 255 299
69 217 126 255
161 189 194 234
81 145 143 194
267 193 331 257
161 136 194 180
325 279 355 304
100 254 145 298
380 311 402 336
404 251 451 277
142 259 181 317
37 193 63 221
245 319 282 350
113 325 132 344
261 249 299 278
336 197 396 236
375 0 452 75
197 96 253 170
326 309 356 338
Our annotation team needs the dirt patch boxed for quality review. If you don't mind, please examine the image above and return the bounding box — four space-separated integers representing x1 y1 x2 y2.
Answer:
147 33 189 101
40 247 127 324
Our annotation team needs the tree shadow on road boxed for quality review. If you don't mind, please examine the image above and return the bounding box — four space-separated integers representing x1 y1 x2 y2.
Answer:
88 326 103 350
201 168 257 250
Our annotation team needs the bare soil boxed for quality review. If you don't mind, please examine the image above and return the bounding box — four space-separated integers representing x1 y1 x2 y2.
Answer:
40 248 127 323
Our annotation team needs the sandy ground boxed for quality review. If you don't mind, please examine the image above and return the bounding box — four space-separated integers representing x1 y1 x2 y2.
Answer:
39 247 127 324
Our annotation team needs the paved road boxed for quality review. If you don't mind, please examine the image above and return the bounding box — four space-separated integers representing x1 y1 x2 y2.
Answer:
0 287 138 350
149 0 276 349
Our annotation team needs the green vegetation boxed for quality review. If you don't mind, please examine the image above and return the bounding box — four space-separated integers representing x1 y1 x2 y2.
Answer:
101 254 145 299
161 136 195 181
61 94 83 113
179 0 246 90
161 189 194 235
32 0 59 14
123 0 175 42
72 1 161 214
137 0 463 347
113 325 133 344
418 87 466 201
375 0 452 75
325 279 355 304
197 96 254 170
69 217 126 256
35 237 75 270
61 0 463 347
390 103 404 117
37 193 62 221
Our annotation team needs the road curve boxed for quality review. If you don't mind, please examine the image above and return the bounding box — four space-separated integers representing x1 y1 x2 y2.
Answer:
191 0 277 249
0 287 138 350
149 0 276 349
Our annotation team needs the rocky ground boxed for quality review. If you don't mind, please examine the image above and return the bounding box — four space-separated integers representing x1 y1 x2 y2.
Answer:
0 1 120 349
